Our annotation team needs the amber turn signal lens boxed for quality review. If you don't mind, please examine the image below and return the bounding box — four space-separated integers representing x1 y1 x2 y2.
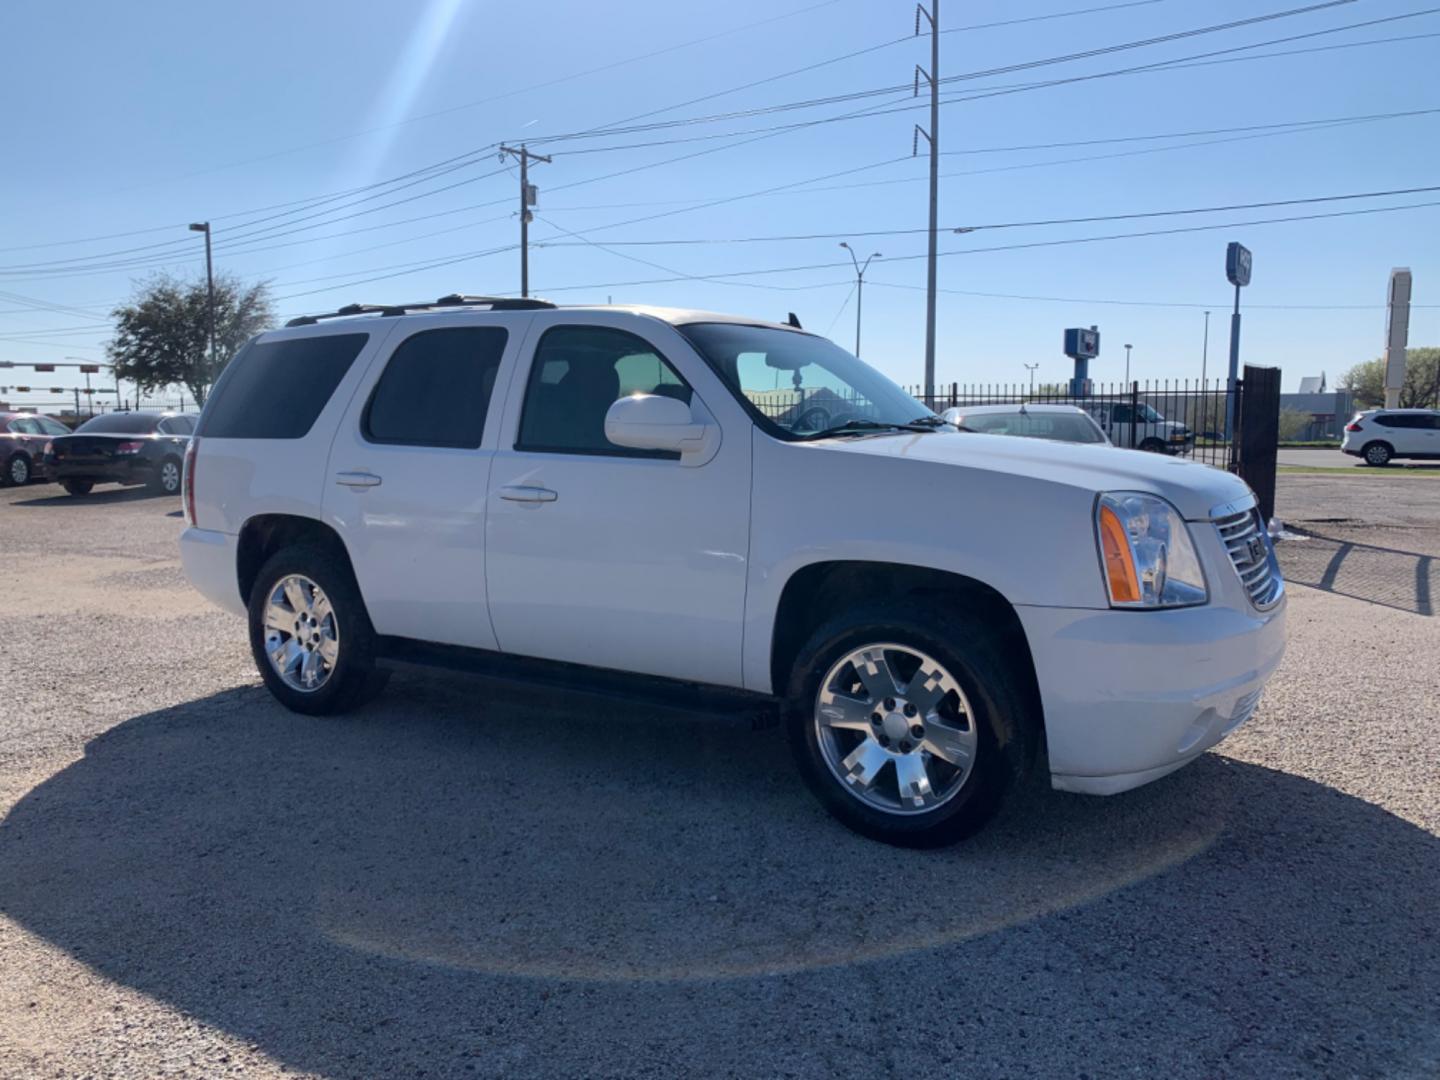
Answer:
1098 504 1141 604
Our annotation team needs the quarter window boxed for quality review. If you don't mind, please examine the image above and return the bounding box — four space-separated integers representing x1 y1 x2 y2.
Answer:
363 327 508 449
37 417 70 436
517 325 692 457
198 333 368 440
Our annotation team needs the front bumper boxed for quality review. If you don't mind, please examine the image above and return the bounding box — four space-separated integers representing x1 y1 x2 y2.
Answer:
1017 594 1286 795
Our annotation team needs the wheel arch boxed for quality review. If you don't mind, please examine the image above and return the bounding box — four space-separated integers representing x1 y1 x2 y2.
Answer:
767 560 1043 736
236 513 357 607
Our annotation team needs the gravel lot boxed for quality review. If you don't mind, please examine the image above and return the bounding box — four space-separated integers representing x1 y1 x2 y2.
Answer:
1 475 1437 1079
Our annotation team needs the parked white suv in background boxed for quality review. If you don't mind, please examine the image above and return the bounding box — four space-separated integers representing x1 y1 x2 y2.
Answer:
1341 408 1440 465
179 296 1286 847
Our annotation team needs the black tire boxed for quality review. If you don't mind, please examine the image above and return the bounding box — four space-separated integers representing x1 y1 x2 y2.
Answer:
247 544 389 715
149 455 183 495
784 601 1036 848
61 480 94 496
1362 441 1392 467
3 453 30 487
1138 437 1167 453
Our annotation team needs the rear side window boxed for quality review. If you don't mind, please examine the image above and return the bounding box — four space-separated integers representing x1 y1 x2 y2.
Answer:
199 333 367 439
363 327 508 449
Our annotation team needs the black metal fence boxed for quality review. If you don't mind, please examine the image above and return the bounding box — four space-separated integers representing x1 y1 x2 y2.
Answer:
905 380 1241 470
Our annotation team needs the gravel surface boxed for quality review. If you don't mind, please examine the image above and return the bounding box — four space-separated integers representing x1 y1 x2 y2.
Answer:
1 476 1437 1079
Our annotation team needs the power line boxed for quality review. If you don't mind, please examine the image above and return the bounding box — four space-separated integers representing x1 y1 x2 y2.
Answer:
535 184 1440 247
501 197 1440 297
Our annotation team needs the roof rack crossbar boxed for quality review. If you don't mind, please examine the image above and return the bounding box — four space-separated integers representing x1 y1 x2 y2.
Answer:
285 294 556 327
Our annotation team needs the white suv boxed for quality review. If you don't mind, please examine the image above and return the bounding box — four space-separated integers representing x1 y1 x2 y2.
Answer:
1341 408 1440 466
180 296 1286 847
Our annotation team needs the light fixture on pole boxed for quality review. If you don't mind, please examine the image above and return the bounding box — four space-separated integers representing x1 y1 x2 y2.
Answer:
839 242 881 359
189 222 216 387
1023 362 1039 396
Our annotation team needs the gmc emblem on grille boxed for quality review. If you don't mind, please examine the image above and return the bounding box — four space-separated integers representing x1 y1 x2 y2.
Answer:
1246 535 1267 565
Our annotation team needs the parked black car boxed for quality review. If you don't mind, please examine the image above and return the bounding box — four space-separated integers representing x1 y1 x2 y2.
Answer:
1 411 71 486
46 411 195 496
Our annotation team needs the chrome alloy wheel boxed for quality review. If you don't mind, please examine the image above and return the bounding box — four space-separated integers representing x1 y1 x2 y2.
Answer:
262 574 339 692
814 643 978 815
9 456 29 484
159 460 181 492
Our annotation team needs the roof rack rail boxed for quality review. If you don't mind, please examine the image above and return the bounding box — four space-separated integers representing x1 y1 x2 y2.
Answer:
285 293 556 327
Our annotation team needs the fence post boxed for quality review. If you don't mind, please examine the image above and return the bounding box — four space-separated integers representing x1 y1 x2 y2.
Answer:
1237 364 1281 523
1129 381 1139 449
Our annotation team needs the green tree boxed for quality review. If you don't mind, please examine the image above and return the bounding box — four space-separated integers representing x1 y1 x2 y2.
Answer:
107 273 274 406
1277 407 1313 441
1340 348 1440 409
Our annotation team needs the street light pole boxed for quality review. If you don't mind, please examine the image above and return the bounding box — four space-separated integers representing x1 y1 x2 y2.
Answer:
188 222 216 384
839 242 881 358
1023 362 1039 396
1124 343 1133 386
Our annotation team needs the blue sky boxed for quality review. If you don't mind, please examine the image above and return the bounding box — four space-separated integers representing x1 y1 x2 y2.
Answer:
1 0 1437 405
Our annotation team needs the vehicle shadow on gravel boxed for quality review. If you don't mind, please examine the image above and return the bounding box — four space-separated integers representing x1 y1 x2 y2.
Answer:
13 486 173 508
2 675 1437 1077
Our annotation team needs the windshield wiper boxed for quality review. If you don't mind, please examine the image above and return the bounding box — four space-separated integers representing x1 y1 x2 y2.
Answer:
907 415 951 428
804 418 940 439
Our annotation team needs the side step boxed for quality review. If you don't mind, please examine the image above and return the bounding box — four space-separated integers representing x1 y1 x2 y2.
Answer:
376 636 782 729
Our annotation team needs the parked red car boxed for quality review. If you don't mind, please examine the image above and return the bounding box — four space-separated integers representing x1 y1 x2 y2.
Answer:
1 411 71 486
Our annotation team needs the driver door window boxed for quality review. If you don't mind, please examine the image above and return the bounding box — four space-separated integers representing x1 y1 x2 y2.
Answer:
517 326 692 459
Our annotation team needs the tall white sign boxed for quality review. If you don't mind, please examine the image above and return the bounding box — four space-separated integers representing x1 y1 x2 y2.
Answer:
1384 268 1412 409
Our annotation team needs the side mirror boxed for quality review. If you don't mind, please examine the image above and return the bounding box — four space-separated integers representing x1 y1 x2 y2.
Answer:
604 393 718 464
940 407 963 427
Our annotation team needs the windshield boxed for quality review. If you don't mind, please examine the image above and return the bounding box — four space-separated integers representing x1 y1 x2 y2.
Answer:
1137 403 1164 422
676 322 931 438
957 411 1106 444
73 412 161 434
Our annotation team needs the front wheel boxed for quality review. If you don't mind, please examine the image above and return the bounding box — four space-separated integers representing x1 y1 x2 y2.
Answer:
247 545 387 715
1138 437 1167 453
61 480 93 496
785 602 1035 847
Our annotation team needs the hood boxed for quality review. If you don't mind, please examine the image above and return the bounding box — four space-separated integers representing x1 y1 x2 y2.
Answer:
808 430 1250 520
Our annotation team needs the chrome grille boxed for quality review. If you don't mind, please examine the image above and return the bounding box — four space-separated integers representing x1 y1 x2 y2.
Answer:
1214 508 1282 608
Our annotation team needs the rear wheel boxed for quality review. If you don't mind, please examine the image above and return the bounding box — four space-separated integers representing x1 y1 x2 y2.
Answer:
1362 441 1392 467
248 545 387 715
150 456 182 494
785 602 1034 847
3 453 30 487
61 480 93 496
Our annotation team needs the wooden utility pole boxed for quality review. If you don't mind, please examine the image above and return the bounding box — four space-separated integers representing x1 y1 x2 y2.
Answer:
499 144 552 297
914 1 940 405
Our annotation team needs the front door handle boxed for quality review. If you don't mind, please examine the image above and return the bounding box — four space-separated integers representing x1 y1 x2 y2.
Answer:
335 471 382 488
498 484 557 503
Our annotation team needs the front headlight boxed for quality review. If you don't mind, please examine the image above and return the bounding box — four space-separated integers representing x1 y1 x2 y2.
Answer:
1094 492 1208 608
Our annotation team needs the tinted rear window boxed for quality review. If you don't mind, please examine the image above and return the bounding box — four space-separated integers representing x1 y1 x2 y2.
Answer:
74 413 161 434
199 333 368 439
363 327 508 448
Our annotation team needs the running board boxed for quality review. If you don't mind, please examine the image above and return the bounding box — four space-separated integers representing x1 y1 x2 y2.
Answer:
376 636 782 729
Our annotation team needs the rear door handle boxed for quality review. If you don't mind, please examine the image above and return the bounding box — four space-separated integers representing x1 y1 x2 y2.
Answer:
498 484 557 503
335 471 382 488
